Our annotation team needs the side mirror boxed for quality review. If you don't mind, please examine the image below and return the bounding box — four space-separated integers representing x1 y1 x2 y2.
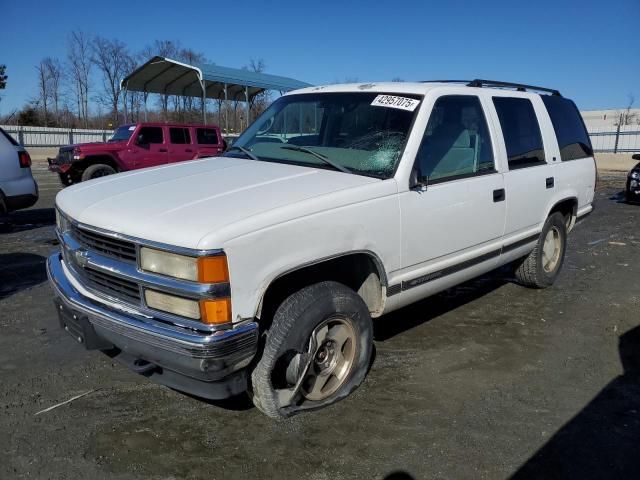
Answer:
136 134 149 148
633 153 640 161
409 168 428 192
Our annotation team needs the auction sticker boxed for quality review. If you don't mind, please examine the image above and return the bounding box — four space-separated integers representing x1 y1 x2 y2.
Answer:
371 95 420 111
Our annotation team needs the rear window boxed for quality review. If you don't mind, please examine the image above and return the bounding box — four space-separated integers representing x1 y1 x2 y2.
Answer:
196 128 220 145
0 128 19 146
169 127 191 144
541 96 593 161
493 97 546 169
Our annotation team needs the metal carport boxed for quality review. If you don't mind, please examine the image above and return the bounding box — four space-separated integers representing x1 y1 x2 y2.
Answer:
120 56 312 129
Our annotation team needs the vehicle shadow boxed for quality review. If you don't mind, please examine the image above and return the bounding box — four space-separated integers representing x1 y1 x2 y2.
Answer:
0 207 56 234
510 326 640 479
374 268 510 342
0 252 48 300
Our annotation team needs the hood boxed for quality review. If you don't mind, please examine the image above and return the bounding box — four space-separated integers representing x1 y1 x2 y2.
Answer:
56 157 385 249
60 141 126 153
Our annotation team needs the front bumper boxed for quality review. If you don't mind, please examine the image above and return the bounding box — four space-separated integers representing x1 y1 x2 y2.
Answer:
626 177 640 204
47 154 74 173
47 252 259 399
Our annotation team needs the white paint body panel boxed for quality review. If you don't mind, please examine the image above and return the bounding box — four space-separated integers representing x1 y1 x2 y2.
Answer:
0 131 37 198
55 82 596 323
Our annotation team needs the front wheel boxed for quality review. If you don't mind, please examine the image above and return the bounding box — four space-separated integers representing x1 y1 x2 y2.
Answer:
251 281 373 418
81 164 116 182
514 212 567 288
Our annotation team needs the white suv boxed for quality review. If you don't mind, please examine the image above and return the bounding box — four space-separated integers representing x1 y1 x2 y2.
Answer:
0 128 38 213
48 80 596 418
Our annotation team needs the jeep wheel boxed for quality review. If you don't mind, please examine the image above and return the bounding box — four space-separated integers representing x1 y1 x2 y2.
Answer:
514 212 567 288
251 281 373 418
81 164 116 181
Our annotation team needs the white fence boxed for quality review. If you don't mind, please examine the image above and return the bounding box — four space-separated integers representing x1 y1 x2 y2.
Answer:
1 123 639 153
588 125 640 153
0 125 113 147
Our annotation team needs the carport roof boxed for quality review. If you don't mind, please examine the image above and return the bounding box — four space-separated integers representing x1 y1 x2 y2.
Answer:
121 56 312 101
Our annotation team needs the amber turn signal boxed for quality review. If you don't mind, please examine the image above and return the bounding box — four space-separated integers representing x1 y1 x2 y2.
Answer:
200 298 232 324
197 255 229 283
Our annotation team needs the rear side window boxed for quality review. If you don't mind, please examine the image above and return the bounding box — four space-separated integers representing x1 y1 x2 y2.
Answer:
493 97 546 169
0 128 19 146
138 127 164 144
169 127 191 144
196 128 220 145
541 96 593 161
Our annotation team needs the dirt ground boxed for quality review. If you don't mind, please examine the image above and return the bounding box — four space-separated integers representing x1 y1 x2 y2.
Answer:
1 164 639 480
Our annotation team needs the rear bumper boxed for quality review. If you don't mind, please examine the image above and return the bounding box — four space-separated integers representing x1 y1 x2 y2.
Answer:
5 193 38 212
46 252 259 399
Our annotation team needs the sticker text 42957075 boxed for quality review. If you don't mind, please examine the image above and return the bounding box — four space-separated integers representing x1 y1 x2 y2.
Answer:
371 95 421 112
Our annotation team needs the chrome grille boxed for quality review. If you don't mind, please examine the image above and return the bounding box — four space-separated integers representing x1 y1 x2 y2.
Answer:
82 266 141 304
72 226 137 262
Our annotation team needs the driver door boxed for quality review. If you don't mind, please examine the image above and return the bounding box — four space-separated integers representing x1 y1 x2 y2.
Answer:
399 94 506 285
134 126 168 169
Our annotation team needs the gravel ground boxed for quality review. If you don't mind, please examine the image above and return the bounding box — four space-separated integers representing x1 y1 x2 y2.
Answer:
1 165 639 480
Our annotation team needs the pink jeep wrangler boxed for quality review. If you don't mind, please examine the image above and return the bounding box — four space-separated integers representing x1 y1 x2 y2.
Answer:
48 122 225 184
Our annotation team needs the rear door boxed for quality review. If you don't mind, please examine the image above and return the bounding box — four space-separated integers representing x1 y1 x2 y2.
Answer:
488 95 554 243
168 127 195 163
540 95 596 214
133 126 167 168
195 127 224 157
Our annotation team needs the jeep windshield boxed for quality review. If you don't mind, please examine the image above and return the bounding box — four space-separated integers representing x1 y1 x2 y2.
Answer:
108 125 135 142
225 92 422 178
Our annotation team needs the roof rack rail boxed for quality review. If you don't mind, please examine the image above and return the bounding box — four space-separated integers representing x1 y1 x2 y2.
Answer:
420 80 472 84
466 79 561 96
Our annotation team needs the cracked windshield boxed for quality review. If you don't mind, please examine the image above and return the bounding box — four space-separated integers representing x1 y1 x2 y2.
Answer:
226 92 421 178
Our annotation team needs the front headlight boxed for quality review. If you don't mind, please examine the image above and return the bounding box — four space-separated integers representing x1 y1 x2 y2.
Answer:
56 209 70 232
140 247 229 283
630 171 640 180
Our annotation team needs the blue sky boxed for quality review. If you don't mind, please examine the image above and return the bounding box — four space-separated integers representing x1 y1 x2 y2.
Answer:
1 0 638 115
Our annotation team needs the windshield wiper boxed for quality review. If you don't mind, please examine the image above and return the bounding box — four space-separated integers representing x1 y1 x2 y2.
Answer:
226 145 260 161
280 145 351 174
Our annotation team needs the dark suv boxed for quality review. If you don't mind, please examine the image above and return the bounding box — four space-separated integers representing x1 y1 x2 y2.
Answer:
626 153 640 203
48 123 225 184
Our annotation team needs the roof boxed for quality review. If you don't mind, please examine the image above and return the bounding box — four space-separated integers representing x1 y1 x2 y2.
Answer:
121 56 312 101
118 122 221 129
289 80 561 97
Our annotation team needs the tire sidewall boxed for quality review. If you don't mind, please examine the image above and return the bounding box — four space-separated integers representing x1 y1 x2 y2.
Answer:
252 281 373 417
535 213 567 286
82 164 116 182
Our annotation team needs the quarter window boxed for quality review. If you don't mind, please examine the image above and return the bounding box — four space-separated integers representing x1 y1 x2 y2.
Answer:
415 95 494 182
541 96 593 161
493 97 546 169
137 127 164 144
169 127 191 144
197 128 220 145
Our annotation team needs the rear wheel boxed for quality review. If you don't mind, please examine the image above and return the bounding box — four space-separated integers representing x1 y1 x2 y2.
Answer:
81 164 116 182
514 212 567 288
251 281 373 418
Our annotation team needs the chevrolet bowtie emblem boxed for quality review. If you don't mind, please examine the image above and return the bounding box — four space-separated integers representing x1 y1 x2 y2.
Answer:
74 249 90 268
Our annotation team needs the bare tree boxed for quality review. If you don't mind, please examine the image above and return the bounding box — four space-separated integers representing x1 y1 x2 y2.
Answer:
0 64 7 104
92 36 131 125
246 58 270 126
36 60 50 126
43 58 63 123
67 32 92 127
622 93 637 126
